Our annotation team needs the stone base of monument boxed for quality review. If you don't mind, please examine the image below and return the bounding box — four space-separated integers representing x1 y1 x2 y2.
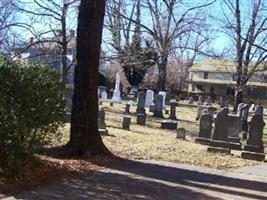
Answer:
161 120 177 130
99 129 109 136
149 105 155 113
195 137 211 145
229 142 242 150
207 146 231 154
244 145 264 153
210 140 230 149
241 151 265 161
122 116 131 130
137 114 146 125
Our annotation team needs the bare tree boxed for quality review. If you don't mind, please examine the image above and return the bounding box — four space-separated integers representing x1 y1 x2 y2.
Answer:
219 0 267 110
11 0 79 86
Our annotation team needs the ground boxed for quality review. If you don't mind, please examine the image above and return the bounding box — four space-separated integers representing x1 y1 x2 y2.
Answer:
1 101 266 199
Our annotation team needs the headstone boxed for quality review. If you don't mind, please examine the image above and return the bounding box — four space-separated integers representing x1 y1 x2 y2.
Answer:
176 128 186 140
98 110 105 121
206 96 212 105
197 95 204 105
169 102 178 120
153 94 164 118
219 96 227 108
241 113 265 161
122 116 131 130
196 112 212 144
111 72 122 103
196 106 206 120
207 108 230 153
161 120 177 130
255 105 264 116
101 91 108 100
124 104 130 114
98 86 107 99
237 103 245 117
98 110 108 135
240 104 249 132
227 114 242 149
145 90 154 107
158 91 166 108
136 92 146 114
110 102 114 107
188 96 194 104
207 107 216 120
137 113 146 125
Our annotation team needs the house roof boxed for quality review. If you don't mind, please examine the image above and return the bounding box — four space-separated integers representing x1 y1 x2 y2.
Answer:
189 59 267 73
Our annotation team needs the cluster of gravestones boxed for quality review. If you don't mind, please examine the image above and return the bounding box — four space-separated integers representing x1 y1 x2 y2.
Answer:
188 95 227 108
195 104 265 161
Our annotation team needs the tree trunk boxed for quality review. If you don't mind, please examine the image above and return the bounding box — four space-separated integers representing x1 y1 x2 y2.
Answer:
157 54 168 91
67 0 110 156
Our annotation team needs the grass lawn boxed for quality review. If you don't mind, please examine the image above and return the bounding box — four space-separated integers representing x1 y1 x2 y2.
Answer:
59 101 266 170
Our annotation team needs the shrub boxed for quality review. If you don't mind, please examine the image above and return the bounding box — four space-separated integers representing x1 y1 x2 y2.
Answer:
0 56 64 178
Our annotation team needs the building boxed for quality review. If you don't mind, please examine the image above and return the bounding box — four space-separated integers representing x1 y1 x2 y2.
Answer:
187 59 267 99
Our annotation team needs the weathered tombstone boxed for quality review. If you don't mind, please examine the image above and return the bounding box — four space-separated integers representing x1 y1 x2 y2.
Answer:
255 105 264 116
101 91 108 100
169 102 178 120
98 110 108 135
219 96 227 108
137 113 146 125
206 96 212 105
122 116 131 130
145 90 154 107
176 128 186 140
197 95 204 105
227 114 242 150
195 112 212 145
124 104 131 114
241 113 265 161
188 96 194 104
237 103 245 117
207 108 230 154
196 106 206 120
153 94 164 118
240 104 249 132
98 110 105 121
99 101 103 105
111 72 122 103
158 91 167 108
136 92 146 114
161 120 177 130
110 102 114 107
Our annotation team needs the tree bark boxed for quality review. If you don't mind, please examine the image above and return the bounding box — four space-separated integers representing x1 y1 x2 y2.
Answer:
157 53 168 91
67 0 111 156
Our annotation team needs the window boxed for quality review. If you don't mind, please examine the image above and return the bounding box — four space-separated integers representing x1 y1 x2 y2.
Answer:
204 72 208 79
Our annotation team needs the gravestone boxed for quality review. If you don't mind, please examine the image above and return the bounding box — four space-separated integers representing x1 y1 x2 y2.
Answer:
111 72 122 103
110 102 114 107
197 95 204 105
136 92 146 114
255 105 264 116
237 103 245 117
240 104 249 132
145 90 154 107
207 107 216 120
124 104 130 114
206 96 212 105
219 96 227 108
98 110 108 135
161 120 177 130
158 91 167 108
177 128 186 140
207 108 230 154
101 91 108 100
196 106 206 120
153 94 164 118
169 102 178 120
188 96 194 104
98 110 105 121
137 113 146 125
122 116 131 130
227 114 242 150
195 112 212 145
242 113 265 161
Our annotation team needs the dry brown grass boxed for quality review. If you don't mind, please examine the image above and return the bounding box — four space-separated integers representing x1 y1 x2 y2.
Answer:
59 101 264 169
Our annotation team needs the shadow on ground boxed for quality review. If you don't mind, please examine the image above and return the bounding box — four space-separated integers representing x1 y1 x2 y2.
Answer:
8 158 267 200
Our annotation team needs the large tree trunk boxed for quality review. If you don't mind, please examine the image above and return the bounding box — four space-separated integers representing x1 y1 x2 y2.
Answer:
67 0 110 156
157 54 168 91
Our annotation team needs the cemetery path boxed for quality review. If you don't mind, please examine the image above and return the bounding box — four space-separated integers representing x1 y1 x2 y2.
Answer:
3 160 267 200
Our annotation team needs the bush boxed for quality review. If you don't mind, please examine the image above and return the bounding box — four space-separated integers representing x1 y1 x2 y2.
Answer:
0 56 64 178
